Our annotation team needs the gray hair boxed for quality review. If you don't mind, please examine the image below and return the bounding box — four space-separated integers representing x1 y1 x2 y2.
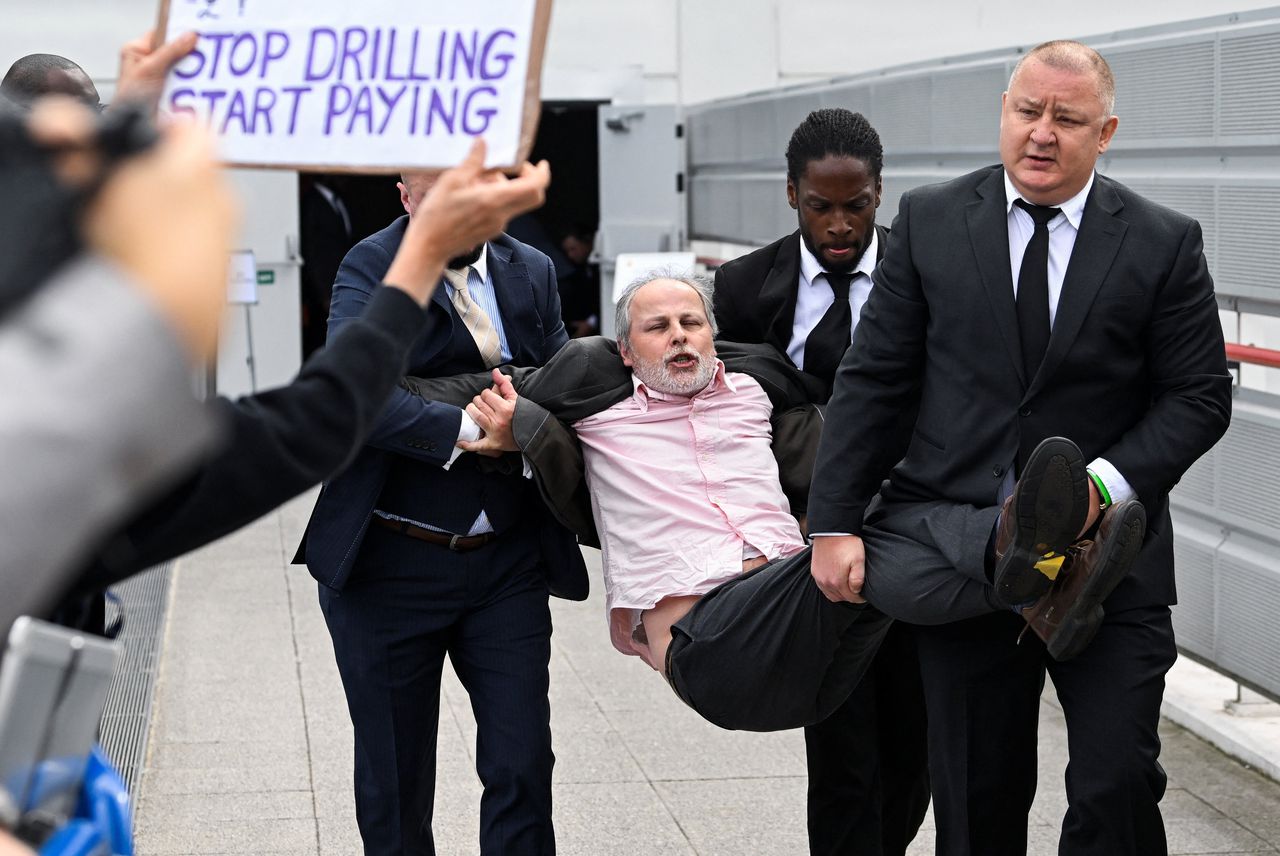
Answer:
1010 40 1116 118
615 268 718 347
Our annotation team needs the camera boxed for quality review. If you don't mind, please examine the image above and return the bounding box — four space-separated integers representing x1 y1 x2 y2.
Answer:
0 97 158 320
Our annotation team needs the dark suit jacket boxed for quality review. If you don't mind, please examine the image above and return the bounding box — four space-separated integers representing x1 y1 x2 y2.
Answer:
712 225 890 365
808 166 1232 611
298 220 587 599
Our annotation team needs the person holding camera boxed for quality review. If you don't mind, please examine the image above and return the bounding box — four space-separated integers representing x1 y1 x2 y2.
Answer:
0 95 232 631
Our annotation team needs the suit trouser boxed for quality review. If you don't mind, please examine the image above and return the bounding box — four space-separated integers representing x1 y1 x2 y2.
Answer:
664 496 1005 737
915 607 1176 856
797 497 1000 856
868 499 1176 855
803 622 931 856
860 498 1005 626
319 523 554 856
665 548 893 732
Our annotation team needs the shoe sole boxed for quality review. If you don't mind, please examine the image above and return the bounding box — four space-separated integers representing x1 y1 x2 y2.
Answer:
1045 502 1147 661
994 437 1090 605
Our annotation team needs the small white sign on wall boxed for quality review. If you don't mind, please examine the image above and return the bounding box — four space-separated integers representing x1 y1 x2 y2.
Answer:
226 249 258 304
157 0 553 171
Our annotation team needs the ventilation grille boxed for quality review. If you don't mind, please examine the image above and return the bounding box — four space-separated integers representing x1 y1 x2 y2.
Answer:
930 66 1006 150
1107 42 1216 141
1215 548 1280 693
690 175 742 242
1215 415 1280 537
1217 185 1280 300
688 105 740 167
98 562 173 798
737 98 780 163
1221 30 1280 137
873 76 933 152
1172 534 1217 655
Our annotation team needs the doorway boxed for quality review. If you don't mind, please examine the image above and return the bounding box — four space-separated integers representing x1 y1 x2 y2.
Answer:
296 99 604 357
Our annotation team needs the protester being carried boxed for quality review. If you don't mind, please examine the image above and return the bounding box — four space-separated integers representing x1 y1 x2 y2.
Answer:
407 272 1137 732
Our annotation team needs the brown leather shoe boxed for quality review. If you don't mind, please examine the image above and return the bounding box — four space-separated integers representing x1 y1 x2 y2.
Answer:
1020 500 1147 661
993 437 1090 606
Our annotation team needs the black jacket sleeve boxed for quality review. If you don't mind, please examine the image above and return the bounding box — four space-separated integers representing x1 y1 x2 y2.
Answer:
78 285 431 588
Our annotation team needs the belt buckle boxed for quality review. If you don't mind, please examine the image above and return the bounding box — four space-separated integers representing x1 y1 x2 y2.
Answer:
448 534 462 552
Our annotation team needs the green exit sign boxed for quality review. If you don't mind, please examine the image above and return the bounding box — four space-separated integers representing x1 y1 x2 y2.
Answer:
256 270 275 285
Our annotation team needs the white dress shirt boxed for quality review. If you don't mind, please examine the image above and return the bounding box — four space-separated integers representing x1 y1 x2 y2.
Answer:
1003 170 1133 505
444 244 514 470
789 230 878 369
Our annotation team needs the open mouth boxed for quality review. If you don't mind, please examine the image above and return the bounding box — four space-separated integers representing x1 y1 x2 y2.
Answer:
666 352 699 370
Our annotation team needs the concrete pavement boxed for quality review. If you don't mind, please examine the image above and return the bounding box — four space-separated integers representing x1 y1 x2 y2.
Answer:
132 492 1280 855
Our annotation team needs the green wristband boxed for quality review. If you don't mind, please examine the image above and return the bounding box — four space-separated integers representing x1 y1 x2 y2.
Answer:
1086 468 1112 510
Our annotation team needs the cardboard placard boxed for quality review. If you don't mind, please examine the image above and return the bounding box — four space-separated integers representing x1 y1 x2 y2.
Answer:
156 0 552 172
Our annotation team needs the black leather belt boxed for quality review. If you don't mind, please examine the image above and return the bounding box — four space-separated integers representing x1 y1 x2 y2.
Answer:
371 516 496 552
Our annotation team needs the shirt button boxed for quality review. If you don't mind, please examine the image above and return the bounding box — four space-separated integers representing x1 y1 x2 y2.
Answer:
993 465 1004 478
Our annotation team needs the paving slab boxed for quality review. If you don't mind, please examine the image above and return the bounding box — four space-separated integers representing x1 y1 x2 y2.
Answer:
134 495 1280 855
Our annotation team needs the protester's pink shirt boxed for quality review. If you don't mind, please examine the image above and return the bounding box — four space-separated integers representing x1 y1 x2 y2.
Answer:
573 362 806 639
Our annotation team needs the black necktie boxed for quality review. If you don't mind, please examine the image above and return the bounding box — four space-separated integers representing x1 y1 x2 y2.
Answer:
1013 199 1061 381
804 271 854 385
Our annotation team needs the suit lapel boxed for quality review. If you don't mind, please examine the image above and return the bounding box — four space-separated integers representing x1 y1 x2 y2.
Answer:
761 232 802 353
486 238 536 362
401 275 453 366
429 276 452 316
966 169 1025 386
1024 178 1126 401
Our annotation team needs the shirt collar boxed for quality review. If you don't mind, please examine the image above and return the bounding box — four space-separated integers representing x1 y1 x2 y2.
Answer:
631 358 733 406
1003 170 1093 231
446 242 489 286
798 229 878 290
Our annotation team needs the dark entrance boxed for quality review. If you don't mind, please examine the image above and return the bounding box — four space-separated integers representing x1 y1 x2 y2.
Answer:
297 100 604 358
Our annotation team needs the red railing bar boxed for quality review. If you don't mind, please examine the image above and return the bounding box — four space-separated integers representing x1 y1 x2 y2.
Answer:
1227 343 1280 369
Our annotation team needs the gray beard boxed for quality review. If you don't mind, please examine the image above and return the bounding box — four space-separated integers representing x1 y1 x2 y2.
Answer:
631 348 716 396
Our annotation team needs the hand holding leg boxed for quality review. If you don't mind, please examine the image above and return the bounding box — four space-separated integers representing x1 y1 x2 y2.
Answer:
811 534 867 603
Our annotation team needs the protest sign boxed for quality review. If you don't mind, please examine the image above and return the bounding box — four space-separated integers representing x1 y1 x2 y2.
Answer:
156 0 552 171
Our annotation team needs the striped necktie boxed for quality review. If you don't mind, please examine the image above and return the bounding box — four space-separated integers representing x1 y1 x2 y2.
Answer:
443 266 502 368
